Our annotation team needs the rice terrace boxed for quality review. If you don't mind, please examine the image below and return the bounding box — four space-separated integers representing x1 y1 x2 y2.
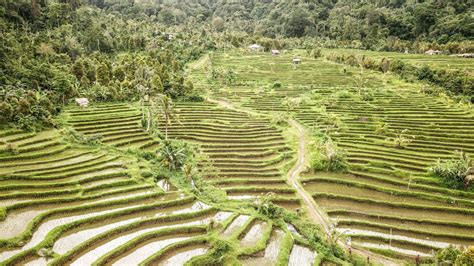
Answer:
0 1 473 265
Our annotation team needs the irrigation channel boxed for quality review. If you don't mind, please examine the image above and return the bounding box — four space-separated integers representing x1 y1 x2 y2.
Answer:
210 98 399 265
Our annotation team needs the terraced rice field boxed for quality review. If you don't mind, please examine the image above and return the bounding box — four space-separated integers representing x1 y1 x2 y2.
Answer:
190 50 474 260
154 101 300 209
0 103 319 265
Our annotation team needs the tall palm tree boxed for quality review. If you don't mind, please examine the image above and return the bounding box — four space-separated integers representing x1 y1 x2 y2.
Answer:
157 95 176 140
148 94 179 139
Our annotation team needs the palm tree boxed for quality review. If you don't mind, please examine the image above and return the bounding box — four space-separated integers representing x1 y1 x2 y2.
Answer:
152 94 179 140
158 140 187 171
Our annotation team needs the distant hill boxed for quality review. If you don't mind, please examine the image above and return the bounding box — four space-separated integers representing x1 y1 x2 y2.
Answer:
124 0 473 47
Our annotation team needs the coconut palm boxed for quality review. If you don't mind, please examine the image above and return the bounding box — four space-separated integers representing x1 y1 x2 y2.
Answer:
157 140 188 171
152 94 179 140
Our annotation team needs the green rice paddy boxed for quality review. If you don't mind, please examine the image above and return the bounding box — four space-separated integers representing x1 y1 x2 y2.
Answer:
0 102 318 265
0 49 472 265
188 50 474 260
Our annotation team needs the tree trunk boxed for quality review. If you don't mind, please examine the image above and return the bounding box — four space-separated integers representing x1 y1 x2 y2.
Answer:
146 108 151 132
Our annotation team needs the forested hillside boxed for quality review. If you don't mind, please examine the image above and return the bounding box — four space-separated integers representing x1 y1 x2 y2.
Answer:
0 0 206 130
136 0 473 51
1 0 472 130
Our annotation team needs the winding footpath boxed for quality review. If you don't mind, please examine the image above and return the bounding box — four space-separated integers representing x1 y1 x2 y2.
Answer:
287 119 399 266
209 97 399 265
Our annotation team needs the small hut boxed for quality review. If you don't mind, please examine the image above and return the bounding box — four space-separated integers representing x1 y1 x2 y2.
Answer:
425 49 441 55
248 44 263 52
75 98 89 108
271 49 280 55
292 57 301 65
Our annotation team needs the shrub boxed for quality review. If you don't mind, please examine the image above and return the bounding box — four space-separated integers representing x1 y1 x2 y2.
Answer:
360 90 374 101
417 65 434 81
270 112 288 126
310 138 347 172
311 48 322 58
387 129 415 148
1 142 18 155
436 246 461 265
192 238 234 265
182 93 204 102
336 90 353 99
256 193 284 219
156 140 196 171
379 57 390 73
272 81 282 88
141 170 153 178
455 246 474 265
63 128 102 146
429 152 473 189
374 121 388 135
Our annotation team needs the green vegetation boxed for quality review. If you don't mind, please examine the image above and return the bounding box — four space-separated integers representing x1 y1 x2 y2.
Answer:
1 0 473 265
310 138 348 172
195 50 474 261
429 152 473 190
0 1 202 129
436 246 474 265
0 103 338 265
325 51 473 100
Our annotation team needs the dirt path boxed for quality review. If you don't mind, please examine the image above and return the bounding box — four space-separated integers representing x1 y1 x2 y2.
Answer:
287 119 399 266
287 119 330 232
207 98 399 265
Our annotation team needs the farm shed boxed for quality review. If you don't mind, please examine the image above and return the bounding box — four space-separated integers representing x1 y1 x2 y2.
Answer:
292 57 301 64
425 49 441 55
248 44 263 52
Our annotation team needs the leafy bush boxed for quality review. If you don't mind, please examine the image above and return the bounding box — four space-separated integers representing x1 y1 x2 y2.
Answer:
336 90 353 99
192 238 234 265
387 129 415 148
455 246 474 265
310 138 347 172
63 128 102 146
374 121 389 135
182 93 205 102
256 193 284 219
156 140 196 171
436 246 461 265
311 48 322 58
0 142 18 156
417 65 434 81
141 170 154 178
429 152 473 189
272 81 282 88
270 112 289 126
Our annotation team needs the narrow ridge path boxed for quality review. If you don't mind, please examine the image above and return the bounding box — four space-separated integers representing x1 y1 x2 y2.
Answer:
208 97 399 265
287 119 329 231
288 119 399 266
